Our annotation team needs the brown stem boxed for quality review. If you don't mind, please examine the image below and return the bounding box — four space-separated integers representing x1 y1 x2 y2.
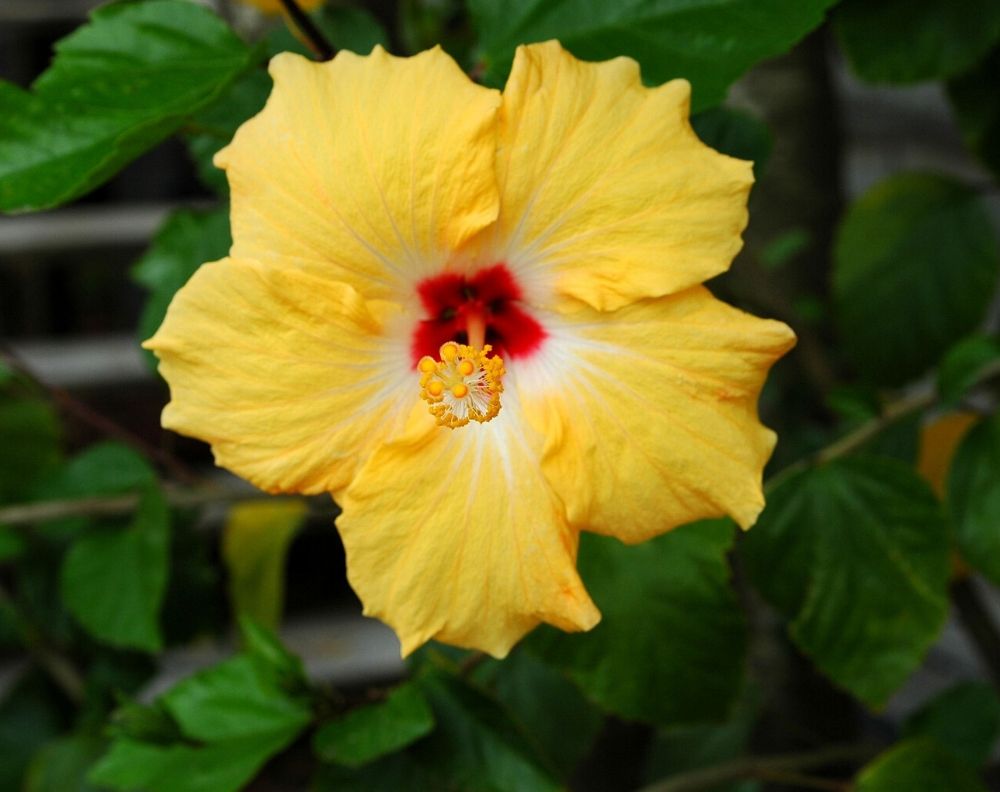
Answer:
638 744 878 792
0 345 197 485
279 0 335 61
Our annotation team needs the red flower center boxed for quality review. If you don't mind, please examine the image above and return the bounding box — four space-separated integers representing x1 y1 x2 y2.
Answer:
411 264 546 364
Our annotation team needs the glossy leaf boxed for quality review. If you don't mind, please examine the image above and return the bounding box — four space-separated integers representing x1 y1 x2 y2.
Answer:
938 335 1000 405
948 413 1000 584
467 0 838 111
835 0 1000 84
833 173 1000 386
60 485 170 652
530 521 746 726
222 499 307 630
741 457 950 707
314 682 434 767
0 0 255 212
949 48 1000 180
903 682 1000 768
856 739 986 792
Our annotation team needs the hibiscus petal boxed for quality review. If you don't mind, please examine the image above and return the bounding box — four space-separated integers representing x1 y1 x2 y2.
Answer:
217 47 501 300
517 287 796 539
489 41 753 312
145 258 414 497
338 403 600 657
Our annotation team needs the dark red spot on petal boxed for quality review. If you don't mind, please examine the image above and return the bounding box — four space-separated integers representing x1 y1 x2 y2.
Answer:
411 264 546 364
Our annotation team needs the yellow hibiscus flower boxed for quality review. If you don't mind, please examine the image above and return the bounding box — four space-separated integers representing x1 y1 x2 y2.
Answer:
145 42 795 657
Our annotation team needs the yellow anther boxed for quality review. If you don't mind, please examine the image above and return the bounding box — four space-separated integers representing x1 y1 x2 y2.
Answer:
457 359 475 377
418 343 505 429
440 342 459 362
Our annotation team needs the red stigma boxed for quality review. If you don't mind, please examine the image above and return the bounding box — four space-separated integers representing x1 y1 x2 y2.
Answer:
411 264 546 363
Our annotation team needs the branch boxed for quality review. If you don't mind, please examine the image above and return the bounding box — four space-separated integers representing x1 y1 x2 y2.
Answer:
279 0 335 61
638 744 878 792
0 344 197 484
0 484 306 526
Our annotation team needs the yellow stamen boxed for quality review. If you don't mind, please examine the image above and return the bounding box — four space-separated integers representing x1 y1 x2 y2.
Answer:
417 342 505 429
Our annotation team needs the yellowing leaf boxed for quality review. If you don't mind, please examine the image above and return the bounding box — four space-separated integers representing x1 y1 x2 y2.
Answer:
222 499 307 629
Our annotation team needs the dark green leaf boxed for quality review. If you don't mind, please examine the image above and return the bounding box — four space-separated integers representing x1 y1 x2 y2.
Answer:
237 616 309 691
530 520 746 726
415 671 560 792
0 672 70 791
938 335 1000 406
184 70 271 194
903 682 1000 768
60 485 170 652
0 397 60 502
833 173 1000 386
0 0 256 213
314 682 434 767
25 734 105 792
834 0 1000 84
759 228 812 272
948 413 1000 585
949 48 1000 180
133 208 232 367
645 685 760 791
467 0 837 111
488 651 603 779
855 739 986 792
267 4 389 59
691 107 772 177
741 457 950 707
89 732 295 792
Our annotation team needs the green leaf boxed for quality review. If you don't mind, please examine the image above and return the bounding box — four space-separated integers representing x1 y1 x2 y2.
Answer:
530 520 746 727
691 107 772 177
40 442 156 500
949 48 1000 180
222 499 307 630
948 413 1000 585
314 682 434 767
60 485 170 652
938 335 1000 405
25 734 105 792
759 228 812 272
0 396 60 503
834 0 1000 84
237 616 309 690
184 71 271 194
134 208 232 366
415 671 560 792
161 654 311 742
903 682 1000 768
89 732 295 792
487 651 603 779
856 739 986 792
467 0 837 111
833 172 1000 386
0 0 256 213
741 457 950 707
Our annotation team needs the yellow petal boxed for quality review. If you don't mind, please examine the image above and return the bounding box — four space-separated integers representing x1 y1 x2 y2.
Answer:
338 403 600 658
486 41 752 312
144 258 414 497
217 48 501 301
518 287 795 540
917 411 979 497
